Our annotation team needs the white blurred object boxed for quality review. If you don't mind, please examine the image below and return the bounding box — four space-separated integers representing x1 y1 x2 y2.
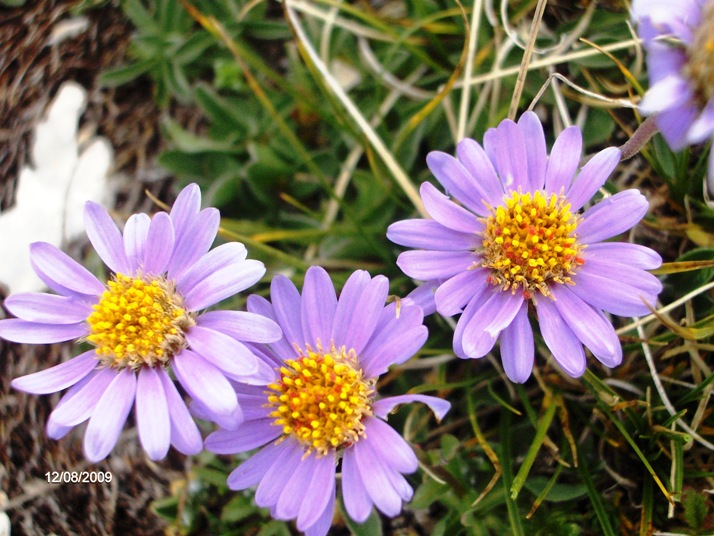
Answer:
0 491 9 536
0 81 114 293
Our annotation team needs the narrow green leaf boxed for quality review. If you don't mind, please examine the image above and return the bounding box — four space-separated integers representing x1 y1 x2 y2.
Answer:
510 401 557 500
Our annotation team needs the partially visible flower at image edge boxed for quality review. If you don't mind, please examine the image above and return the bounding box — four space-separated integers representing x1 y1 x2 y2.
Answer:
632 0 714 194
203 266 450 536
0 184 282 462
388 111 663 383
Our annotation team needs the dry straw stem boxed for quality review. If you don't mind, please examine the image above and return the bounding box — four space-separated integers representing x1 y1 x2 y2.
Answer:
508 0 548 120
457 0 484 140
284 0 428 217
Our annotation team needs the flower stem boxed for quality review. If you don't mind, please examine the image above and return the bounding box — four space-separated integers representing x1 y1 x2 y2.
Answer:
619 116 659 160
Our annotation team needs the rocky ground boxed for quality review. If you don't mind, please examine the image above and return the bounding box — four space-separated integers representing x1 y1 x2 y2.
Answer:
1 2 195 534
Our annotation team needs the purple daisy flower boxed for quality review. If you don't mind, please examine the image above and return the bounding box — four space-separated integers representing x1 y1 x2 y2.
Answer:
632 0 714 193
204 266 450 536
0 184 281 462
387 112 663 383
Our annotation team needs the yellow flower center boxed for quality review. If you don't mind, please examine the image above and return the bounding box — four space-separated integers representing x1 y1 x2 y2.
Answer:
267 345 374 457
479 190 584 299
86 273 194 370
686 1 714 104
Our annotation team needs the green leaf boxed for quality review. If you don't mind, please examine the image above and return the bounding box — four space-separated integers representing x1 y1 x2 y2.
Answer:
344 508 383 536
220 494 257 523
683 489 709 532
522 476 588 503
98 59 156 87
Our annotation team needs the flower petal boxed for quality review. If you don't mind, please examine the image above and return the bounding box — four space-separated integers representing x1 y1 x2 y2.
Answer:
332 273 389 354
655 101 700 151
403 280 439 316
123 213 151 273
142 212 175 275
551 285 622 368
0 318 86 344
182 259 265 312
136 366 171 461
172 349 238 420
577 190 649 244
84 201 131 274
583 242 662 270
570 269 658 316
197 310 282 343
372 394 451 422
396 250 475 281
461 290 524 358
499 301 534 383
418 182 485 234
639 75 692 115
11 350 97 395
275 452 319 521
353 438 402 517
434 268 489 317
360 306 427 378
545 126 582 195
270 275 305 347
255 439 305 507
169 183 201 241
363 417 418 473
29 242 105 296
84 368 137 462
535 296 586 377
456 137 505 206
342 446 373 523
158 368 202 455
205 419 281 455
186 326 259 378
301 266 338 350
386 219 476 251
227 442 284 490
483 119 529 191
566 147 621 211
580 257 662 295
361 326 427 376
176 242 247 296
426 151 491 215
517 112 548 191
167 207 220 280
4 292 92 324
297 453 336 531
688 99 714 144
303 483 335 536
50 367 116 426
46 371 96 439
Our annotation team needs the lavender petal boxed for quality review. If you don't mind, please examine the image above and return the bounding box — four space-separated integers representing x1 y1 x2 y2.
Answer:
0 319 86 344
11 350 97 395
84 202 131 274
545 126 582 195
29 242 105 296
4 292 92 324
157 368 202 455
142 212 175 275
499 301 534 383
84 368 136 462
301 266 338 350
136 367 171 461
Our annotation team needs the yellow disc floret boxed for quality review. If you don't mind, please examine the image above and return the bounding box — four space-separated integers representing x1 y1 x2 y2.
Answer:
86 273 194 370
267 345 374 457
686 1 714 104
479 190 584 299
